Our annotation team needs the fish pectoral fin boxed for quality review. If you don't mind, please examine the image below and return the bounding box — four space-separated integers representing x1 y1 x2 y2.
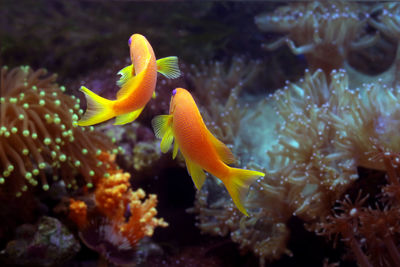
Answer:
156 56 181 79
152 91 156 99
172 141 179 159
116 68 145 99
186 159 206 190
152 115 173 138
116 64 134 87
160 129 174 153
151 115 174 153
114 107 144 125
207 130 236 165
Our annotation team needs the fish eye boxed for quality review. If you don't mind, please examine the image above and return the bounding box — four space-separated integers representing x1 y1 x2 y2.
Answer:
128 37 132 46
172 89 177 96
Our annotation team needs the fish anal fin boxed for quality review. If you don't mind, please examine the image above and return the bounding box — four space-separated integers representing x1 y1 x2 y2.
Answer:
114 107 144 125
156 56 181 79
207 131 236 164
186 158 206 190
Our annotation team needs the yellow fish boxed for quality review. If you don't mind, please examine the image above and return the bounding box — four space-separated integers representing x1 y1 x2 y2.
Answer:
77 33 180 126
152 88 265 216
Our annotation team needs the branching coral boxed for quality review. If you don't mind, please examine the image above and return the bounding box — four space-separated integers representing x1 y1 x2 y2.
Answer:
94 171 168 245
255 1 374 73
69 154 167 265
0 66 116 196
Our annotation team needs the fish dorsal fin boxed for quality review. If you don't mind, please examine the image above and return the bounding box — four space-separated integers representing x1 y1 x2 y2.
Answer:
186 158 206 190
113 106 144 125
151 115 174 153
156 56 181 79
116 64 135 87
207 130 236 164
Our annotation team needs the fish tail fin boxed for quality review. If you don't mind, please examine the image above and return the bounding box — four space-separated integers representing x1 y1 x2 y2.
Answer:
77 86 115 126
224 168 265 216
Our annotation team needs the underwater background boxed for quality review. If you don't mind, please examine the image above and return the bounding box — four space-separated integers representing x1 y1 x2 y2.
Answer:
1 1 400 266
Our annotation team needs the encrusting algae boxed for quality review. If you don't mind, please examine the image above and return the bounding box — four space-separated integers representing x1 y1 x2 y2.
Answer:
0 66 116 197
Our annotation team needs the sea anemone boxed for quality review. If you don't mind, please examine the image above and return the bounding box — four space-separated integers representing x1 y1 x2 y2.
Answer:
255 1 375 73
0 66 116 196
192 68 400 265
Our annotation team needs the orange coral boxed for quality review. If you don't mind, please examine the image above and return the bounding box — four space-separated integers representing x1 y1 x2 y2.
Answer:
68 151 167 264
95 171 129 218
118 187 167 245
69 199 88 229
94 171 167 247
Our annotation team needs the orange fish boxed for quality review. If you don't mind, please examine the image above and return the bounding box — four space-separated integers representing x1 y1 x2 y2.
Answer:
152 88 265 216
77 33 180 126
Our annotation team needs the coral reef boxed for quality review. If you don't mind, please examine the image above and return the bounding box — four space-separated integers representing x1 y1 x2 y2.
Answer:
368 3 400 39
255 2 400 88
68 199 87 229
0 216 80 266
0 66 116 196
316 151 400 267
68 154 167 265
132 141 162 172
254 1 374 73
192 68 400 265
96 121 162 173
